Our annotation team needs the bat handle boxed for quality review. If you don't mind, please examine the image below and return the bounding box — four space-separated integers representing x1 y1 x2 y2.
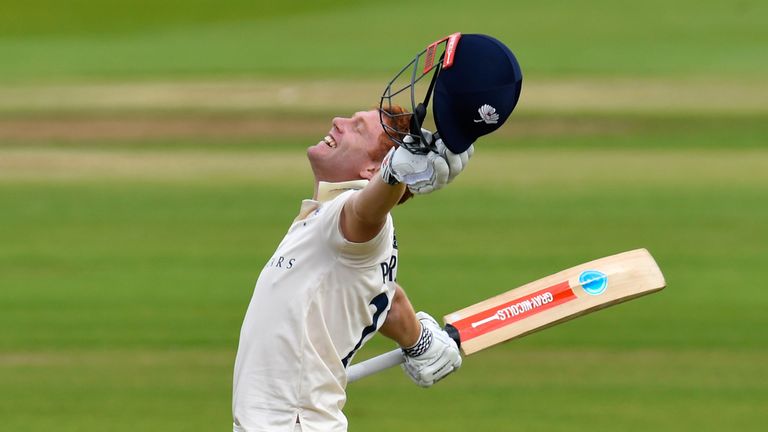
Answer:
346 324 461 383
346 348 404 383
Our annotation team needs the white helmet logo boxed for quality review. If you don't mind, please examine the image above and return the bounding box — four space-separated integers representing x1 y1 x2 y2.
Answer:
474 104 500 124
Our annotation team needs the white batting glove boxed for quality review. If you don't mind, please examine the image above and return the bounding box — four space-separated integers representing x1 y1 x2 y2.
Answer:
380 129 473 194
380 134 448 195
401 311 462 388
436 139 474 184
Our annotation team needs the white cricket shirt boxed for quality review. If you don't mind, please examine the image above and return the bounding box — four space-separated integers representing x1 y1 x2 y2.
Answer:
233 180 398 432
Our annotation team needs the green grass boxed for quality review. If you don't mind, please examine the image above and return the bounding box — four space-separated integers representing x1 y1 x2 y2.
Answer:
0 0 359 37
1 1 767 430
347 349 767 432
1 142 766 430
1 0 767 81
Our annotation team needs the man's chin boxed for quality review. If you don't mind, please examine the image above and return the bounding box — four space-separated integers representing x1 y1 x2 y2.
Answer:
307 141 332 158
306 145 329 178
307 144 325 162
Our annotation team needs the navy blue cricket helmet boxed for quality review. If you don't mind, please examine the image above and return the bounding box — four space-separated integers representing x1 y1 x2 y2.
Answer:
380 33 523 154
433 34 523 153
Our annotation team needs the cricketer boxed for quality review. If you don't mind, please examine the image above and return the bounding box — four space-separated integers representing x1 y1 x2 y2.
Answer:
232 33 522 432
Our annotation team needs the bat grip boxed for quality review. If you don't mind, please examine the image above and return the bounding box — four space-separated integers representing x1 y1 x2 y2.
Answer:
346 324 461 383
346 348 404 383
445 323 461 349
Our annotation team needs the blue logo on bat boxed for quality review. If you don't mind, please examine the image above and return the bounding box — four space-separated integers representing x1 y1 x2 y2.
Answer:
579 270 607 295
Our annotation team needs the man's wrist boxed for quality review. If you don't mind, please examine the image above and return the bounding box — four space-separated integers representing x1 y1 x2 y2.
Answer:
402 322 432 358
380 148 401 185
380 164 401 185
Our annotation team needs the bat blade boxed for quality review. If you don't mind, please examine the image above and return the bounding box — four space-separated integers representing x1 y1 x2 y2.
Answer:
444 248 665 355
346 248 665 382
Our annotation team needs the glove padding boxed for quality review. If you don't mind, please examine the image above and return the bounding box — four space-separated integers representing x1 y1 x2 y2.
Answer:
380 129 473 195
401 311 462 388
436 138 474 184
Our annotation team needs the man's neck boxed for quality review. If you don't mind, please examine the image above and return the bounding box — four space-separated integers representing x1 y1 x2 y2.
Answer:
313 180 370 202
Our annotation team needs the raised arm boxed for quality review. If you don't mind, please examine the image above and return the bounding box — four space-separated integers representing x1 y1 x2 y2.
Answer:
340 176 406 243
340 131 473 244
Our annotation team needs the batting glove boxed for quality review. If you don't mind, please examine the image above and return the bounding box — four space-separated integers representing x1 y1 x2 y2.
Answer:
436 138 474 184
401 311 462 387
380 129 473 194
380 134 448 194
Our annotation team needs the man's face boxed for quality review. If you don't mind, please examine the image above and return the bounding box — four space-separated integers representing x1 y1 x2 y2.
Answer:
307 110 385 182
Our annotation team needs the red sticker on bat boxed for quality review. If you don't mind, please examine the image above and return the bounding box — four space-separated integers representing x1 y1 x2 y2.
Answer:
451 281 577 342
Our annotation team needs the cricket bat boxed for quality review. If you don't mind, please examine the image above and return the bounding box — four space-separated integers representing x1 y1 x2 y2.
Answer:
347 248 666 382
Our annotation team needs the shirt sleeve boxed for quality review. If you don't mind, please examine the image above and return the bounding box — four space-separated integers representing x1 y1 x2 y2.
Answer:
318 190 394 268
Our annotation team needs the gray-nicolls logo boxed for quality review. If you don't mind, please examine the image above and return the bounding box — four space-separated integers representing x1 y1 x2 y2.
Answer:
474 104 500 124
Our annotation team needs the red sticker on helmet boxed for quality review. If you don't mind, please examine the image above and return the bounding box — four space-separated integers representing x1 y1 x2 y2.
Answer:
423 32 462 74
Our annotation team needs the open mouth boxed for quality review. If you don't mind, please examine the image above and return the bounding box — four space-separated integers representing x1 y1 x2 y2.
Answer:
322 135 337 148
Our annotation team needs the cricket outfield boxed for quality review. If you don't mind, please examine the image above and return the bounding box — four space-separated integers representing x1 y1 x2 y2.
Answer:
1 1 767 431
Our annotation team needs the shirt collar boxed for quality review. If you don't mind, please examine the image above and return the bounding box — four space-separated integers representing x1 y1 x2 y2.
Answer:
295 180 369 221
315 180 369 202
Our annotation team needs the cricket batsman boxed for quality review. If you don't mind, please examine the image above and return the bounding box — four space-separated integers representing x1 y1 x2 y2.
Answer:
232 33 522 432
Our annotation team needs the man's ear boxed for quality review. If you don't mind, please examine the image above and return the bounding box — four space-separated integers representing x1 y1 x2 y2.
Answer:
359 162 380 180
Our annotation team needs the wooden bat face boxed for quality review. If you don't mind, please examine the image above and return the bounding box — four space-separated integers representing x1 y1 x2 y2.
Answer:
444 249 666 355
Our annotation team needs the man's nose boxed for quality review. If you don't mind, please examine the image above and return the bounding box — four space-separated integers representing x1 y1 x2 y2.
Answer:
332 117 348 131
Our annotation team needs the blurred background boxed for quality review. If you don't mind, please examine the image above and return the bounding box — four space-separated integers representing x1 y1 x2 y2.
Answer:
1 1 766 430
